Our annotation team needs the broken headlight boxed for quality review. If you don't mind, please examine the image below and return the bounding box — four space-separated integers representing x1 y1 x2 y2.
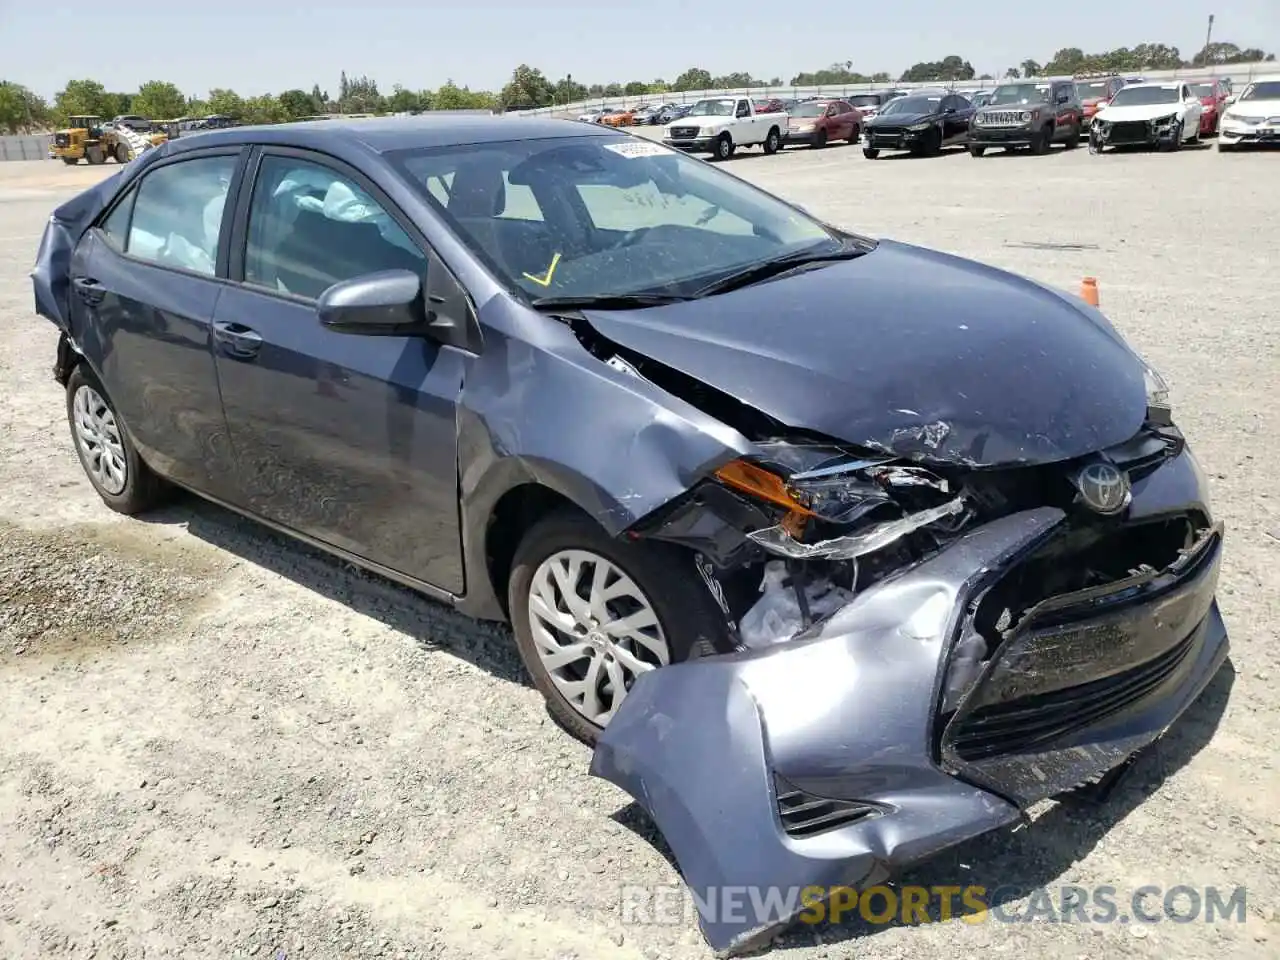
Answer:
1143 362 1172 425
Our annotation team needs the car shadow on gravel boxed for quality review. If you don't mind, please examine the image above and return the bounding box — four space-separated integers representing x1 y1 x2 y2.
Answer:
135 496 530 687
608 657 1236 952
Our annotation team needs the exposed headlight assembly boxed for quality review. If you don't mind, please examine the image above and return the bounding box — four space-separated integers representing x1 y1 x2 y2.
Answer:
907 121 932 132
1143 363 1173 425
1153 114 1177 127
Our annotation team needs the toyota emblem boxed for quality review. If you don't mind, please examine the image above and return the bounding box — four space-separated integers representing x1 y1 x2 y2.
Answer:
1074 461 1131 515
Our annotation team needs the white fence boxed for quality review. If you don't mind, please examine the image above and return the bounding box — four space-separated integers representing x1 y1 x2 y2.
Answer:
0 135 52 162
515 61 1278 117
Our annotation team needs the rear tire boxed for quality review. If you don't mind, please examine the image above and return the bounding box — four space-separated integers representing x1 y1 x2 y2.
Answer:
1064 124 1081 149
65 365 168 515
114 142 130 163
61 157 79 166
85 145 105 165
507 510 734 745
847 124 859 143
763 127 781 155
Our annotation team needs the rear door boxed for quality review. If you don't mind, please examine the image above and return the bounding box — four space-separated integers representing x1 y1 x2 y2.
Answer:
212 147 468 594
68 147 245 498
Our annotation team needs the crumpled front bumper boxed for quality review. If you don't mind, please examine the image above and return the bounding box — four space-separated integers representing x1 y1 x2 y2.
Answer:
591 448 1228 955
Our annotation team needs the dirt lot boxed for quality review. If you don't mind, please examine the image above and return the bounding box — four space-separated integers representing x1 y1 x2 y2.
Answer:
1 143 1278 960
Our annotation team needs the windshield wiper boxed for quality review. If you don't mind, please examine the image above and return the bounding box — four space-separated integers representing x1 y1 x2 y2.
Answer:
530 292 693 311
693 238 873 297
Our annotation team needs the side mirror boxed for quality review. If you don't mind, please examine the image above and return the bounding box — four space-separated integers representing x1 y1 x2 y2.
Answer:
318 265 480 352
1224 95 1237 105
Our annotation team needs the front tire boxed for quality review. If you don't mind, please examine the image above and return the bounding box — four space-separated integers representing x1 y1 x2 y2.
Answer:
65 366 168 515
862 147 879 158
85 145 105 165
812 129 827 149
1064 123 1081 149
61 157 79 165
968 144 986 157
508 510 734 744
712 133 735 161
114 142 130 163
1031 125 1052 154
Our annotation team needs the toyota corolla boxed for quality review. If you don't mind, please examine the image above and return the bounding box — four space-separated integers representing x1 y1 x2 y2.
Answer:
32 116 1227 954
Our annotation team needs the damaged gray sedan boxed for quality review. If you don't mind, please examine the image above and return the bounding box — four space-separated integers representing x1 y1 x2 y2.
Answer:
33 117 1226 954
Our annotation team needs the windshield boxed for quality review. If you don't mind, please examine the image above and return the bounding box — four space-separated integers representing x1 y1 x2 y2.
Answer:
791 102 828 117
988 83 1051 105
387 135 844 302
687 99 735 117
849 95 882 108
1109 86 1179 106
1076 81 1110 99
881 96 940 115
1188 83 1217 97
1240 80 1280 101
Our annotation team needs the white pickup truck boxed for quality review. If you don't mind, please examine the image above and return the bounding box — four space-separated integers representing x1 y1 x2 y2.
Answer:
662 97 789 160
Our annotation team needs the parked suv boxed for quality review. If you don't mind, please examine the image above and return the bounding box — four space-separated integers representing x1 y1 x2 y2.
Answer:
968 78 1083 155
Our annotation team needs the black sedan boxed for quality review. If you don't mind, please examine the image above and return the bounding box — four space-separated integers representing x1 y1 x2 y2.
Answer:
862 90 975 157
33 115 1227 955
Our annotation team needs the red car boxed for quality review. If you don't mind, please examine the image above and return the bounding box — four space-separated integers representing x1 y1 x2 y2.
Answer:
1186 78 1230 135
781 98 863 147
1075 75 1127 127
752 98 787 114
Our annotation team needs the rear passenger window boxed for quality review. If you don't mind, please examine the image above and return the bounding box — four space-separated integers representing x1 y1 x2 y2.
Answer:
125 155 238 275
243 155 425 300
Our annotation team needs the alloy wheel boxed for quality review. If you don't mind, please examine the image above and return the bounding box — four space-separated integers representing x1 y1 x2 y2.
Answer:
526 549 670 726
72 385 128 495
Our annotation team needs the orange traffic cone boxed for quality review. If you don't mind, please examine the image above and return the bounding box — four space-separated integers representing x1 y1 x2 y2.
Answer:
1080 276 1100 307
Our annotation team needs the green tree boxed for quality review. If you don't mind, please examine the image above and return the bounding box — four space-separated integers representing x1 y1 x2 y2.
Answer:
338 73 384 113
712 72 764 88
553 76 588 105
602 83 624 97
207 88 245 119
54 79 110 121
433 80 494 111
791 64 871 85
623 80 649 96
1020 59 1042 77
499 64 554 109
241 94 286 125
899 55 975 82
277 88 321 119
0 81 49 133
672 67 713 92
132 81 186 120
386 84 420 113
1192 42 1275 67
1005 66 1021 79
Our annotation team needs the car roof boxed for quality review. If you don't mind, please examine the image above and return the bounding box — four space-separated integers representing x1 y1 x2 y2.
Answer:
158 115 615 156
1123 81 1183 89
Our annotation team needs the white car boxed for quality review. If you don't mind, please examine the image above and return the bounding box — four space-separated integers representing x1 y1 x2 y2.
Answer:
1090 81 1203 152
577 109 606 124
1218 75 1280 151
662 97 789 160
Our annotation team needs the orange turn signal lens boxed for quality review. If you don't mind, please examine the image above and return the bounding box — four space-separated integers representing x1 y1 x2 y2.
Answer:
713 459 816 517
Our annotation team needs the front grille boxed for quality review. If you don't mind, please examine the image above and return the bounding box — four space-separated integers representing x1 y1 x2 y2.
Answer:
949 629 1196 761
669 126 698 139
1106 120 1152 144
983 111 1024 125
775 776 882 838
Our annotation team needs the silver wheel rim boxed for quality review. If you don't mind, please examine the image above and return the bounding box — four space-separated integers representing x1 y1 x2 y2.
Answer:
526 549 669 726
72 385 127 495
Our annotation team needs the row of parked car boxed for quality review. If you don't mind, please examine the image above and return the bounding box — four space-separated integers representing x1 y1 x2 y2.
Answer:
601 73 1276 161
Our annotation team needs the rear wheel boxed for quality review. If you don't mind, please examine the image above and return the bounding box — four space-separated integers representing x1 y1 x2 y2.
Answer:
114 142 130 163
847 124 860 143
1064 124 1081 149
763 126 781 155
508 510 734 744
61 157 79 166
713 133 735 161
85 145 105 165
65 366 168 515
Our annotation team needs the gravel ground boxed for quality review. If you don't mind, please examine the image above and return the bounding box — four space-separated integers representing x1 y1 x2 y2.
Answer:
1 142 1278 960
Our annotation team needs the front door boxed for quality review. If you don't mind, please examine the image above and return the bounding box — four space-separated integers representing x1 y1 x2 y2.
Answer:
212 150 467 593
68 149 243 497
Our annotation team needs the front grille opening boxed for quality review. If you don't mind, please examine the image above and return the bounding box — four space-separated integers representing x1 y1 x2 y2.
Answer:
775 776 882 839
972 514 1205 641
949 629 1196 760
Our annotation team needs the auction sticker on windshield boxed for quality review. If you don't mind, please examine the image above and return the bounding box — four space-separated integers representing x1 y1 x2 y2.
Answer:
603 140 674 159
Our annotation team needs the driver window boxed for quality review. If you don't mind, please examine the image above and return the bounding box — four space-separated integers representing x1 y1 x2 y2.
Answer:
736 100 750 118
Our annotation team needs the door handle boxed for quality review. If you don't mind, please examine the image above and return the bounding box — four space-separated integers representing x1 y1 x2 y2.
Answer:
213 320 263 359
72 277 105 305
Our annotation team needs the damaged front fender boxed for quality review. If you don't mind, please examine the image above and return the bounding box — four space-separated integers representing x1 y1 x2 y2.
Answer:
590 509 1062 955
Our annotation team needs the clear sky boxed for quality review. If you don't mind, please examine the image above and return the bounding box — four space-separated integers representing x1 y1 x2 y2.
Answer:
3 0 1277 100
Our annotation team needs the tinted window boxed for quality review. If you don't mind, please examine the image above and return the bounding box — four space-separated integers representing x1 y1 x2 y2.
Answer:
1109 86 1180 106
126 155 237 275
99 187 137 251
881 96 942 114
243 155 425 300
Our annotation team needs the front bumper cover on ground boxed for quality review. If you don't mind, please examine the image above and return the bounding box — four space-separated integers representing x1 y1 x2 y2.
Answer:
591 449 1228 955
